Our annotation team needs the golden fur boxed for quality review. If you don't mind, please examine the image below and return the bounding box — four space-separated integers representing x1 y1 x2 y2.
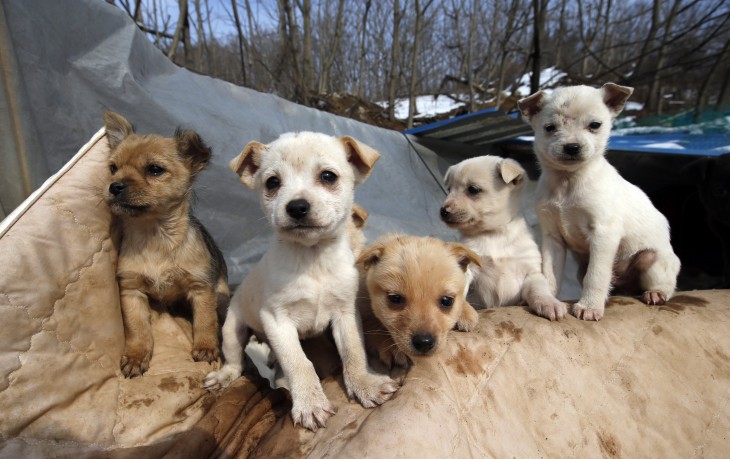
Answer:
104 112 228 378
357 234 481 368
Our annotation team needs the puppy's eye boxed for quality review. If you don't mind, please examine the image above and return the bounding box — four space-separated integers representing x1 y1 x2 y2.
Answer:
440 296 454 309
544 124 557 133
110 164 118 174
265 176 281 190
147 164 165 176
320 170 338 184
589 121 602 130
467 185 481 196
387 294 405 308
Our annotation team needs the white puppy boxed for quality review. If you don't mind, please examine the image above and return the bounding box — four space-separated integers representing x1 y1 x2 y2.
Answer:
440 156 567 320
204 132 399 430
518 83 681 321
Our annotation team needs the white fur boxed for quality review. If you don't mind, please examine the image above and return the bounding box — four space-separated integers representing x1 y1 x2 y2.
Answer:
518 84 681 321
204 132 398 431
442 155 567 320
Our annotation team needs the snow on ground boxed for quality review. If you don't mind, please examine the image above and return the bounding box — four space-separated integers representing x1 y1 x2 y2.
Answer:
514 67 567 97
624 102 644 111
377 94 464 120
643 142 685 149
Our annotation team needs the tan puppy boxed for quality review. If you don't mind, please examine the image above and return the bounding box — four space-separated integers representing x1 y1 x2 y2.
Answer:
518 84 681 321
357 234 481 368
103 112 228 378
204 132 399 431
440 155 567 320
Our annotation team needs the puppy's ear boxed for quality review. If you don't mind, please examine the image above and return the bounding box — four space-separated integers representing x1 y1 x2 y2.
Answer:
499 158 525 186
340 136 381 184
230 141 267 189
443 165 454 189
103 111 134 150
448 243 482 272
517 91 546 122
175 129 212 175
683 156 713 185
601 83 634 116
357 243 385 271
351 203 368 229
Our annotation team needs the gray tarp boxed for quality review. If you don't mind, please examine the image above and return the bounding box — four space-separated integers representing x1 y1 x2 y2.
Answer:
0 0 458 286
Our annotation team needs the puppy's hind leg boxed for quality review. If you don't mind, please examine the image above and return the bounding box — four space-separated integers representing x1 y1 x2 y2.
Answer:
639 250 680 305
204 307 249 391
523 272 567 321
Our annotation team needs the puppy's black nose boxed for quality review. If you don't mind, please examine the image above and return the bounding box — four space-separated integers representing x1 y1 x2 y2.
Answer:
109 182 127 196
563 143 581 156
286 199 310 220
411 333 435 353
440 207 451 220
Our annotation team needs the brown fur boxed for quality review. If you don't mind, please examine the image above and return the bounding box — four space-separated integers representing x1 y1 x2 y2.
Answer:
103 112 229 378
357 234 481 368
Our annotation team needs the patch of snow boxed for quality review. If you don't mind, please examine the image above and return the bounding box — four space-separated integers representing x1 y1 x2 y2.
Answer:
624 102 644 111
378 94 465 120
643 142 685 150
515 67 567 97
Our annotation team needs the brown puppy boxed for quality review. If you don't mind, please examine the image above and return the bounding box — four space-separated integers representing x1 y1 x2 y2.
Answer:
103 112 229 378
357 234 481 368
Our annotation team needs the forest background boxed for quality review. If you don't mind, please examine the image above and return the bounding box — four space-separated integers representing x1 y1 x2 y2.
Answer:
107 0 730 130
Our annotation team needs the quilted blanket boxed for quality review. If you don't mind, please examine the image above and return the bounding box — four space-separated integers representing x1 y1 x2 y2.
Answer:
1 133 729 458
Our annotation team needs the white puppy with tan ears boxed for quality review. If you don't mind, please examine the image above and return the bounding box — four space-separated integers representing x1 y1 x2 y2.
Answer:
518 83 681 321
203 132 399 431
440 156 567 320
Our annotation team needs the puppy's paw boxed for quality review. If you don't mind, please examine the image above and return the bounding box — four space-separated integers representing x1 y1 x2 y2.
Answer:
203 365 239 392
192 342 220 364
530 296 568 321
120 348 152 378
572 303 603 321
455 304 479 331
291 389 335 431
642 290 667 305
345 372 401 408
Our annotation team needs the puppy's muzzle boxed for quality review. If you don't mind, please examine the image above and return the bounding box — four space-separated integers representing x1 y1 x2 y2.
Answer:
440 207 451 221
563 143 581 158
286 199 310 220
411 333 436 354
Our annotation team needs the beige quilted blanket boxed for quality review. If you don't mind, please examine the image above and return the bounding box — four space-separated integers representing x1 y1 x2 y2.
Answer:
1 132 729 458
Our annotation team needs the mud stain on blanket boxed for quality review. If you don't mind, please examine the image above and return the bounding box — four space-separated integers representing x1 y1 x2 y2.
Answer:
446 344 491 377
598 431 622 458
494 321 523 342
159 376 184 392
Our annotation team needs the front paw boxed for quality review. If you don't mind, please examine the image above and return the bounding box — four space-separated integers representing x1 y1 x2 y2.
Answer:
455 303 479 331
345 372 401 408
572 303 603 321
192 341 220 364
203 365 239 392
121 347 152 378
530 296 568 321
641 291 667 305
291 387 335 431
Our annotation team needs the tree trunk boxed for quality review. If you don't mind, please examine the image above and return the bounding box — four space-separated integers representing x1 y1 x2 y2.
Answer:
298 0 315 99
167 0 189 61
407 0 434 129
231 0 247 85
529 0 547 95
387 0 402 121
318 0 346 94
356 1 372 98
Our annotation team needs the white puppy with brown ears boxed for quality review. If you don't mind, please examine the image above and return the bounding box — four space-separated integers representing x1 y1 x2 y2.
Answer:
203 132 399 430
518 84 681 321
440 156 567 320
